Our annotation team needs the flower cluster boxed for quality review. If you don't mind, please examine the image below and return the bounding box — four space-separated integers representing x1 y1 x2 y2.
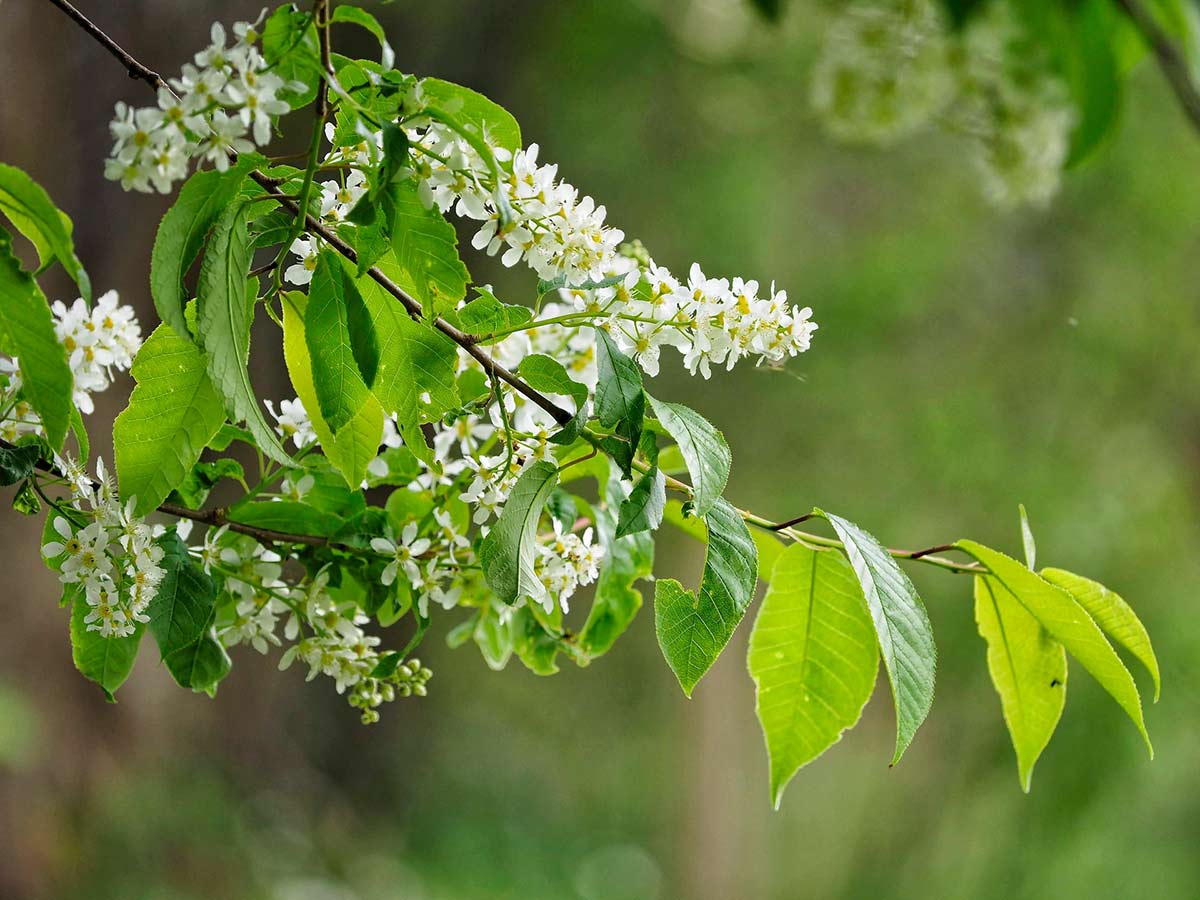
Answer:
534 520 603 614
0 289 141 443
104 15 293 194
41 459 166 638
811 0 1075 208
194 526 432 723
953 4 1075 208
810 0 955 145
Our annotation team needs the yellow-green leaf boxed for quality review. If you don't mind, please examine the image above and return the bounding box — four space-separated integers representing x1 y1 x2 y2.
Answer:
974 574 1067 792
1042 567 1160 702
957 541 1152 756
749 545 878 808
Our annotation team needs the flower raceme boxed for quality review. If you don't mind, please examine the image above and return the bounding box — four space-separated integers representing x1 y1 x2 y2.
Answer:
104 16 296 193
810 0 1075 208
6 2 1160 795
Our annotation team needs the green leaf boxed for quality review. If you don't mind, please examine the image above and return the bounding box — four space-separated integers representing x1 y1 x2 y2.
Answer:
0 163 90 300
579 460 655 658
974 573 1067 792
511 607 560 675
517 354 588 409
148 535 230 695
615 466 665 538
306 251 377 433
818 510 936 764
420 77 523 153
0 230 73 450
457 288 532 335
12 479 40 515
1041 567 1161 702
262 4 321 107
282 292 385 487
330 5 393 67
479 460 559 606
956 541 1152 755
646 396 730 517
382 180 470 317
163 632 232 697
150 160 257 338
69 596 143 701
113 320 226 515
148 536 214 653
356 272 460 464
229 500 344 538
474 603 513 670
655 498 758 697
595 329 645 476
1019 503 1036 570
0 443 40 486
749 545 879 808
196 203 291 465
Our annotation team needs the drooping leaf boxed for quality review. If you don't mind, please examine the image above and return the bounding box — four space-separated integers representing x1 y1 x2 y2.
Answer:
655 498 758 696
749 545 879 808
282 292 385 487
419 77 523 153
355 272 459 464
974 573 1067 791
196 203 291 465
479 460 559 607
511 607 561 676
957 541 1152 755
306 251 377 433
1041 567 1160 702
579 460 655 658
69 596 143 701
595 328 645 476
0 230 73 450
818 510 937 764
113 321 226 515
150 160 257 338
148 535 230 695
0 163 90 300
474 603 513 670
646 396 730 517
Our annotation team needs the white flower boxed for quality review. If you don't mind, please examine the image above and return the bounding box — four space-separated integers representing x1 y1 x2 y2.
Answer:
370 522 431 587
284 236 321 286
199 110 253 169
266 397 317 447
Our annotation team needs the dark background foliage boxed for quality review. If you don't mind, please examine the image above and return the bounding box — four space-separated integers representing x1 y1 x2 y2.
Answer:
1 1 1198 897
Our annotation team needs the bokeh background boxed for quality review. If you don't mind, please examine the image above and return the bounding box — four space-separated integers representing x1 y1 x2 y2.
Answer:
2 0 1199 897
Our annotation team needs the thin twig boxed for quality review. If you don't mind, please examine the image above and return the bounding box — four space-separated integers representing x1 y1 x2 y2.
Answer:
1114 0 1200 133
42 0 984 577
5 437 362 550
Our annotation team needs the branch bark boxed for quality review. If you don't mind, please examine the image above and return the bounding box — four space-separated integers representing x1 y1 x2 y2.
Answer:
37 0 984 577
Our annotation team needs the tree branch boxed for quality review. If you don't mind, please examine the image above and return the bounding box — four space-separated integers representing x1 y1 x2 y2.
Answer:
39 0 983 577
1114 0 1200 134
5 437 358 550
41 0 574 427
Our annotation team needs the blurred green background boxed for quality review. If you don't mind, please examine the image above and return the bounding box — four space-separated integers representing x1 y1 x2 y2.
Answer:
2 0 1199 897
